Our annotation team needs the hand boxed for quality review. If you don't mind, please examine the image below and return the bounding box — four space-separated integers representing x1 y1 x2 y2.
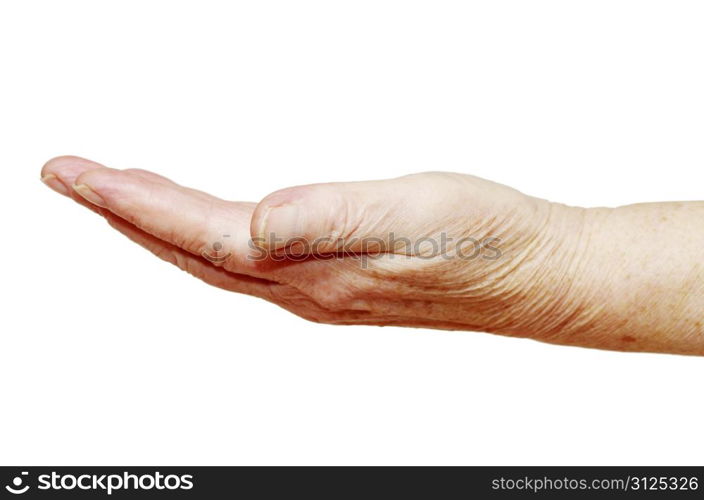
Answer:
40 156 704 355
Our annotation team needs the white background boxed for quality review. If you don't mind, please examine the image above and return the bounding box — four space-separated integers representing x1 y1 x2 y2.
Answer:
1 0 703 465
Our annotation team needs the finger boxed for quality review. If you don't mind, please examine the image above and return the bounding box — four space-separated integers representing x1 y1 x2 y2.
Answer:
250 172 499 255
41 156 112 214
104 213 276 299
41 156 105 194
122 168 228 204
72 166 262 276
120 168 177 186
41 157 227 212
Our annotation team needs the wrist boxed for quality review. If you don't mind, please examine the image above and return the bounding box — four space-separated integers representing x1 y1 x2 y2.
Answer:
487 201 612 345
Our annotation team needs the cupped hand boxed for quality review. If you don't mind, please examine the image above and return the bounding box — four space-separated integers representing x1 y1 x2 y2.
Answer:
41 156 704 355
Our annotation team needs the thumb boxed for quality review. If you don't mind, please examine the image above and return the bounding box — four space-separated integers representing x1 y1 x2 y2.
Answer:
250 172 504 255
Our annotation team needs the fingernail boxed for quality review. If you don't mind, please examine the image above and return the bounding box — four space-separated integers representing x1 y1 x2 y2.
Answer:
252 207 272 248
41 174 69 196
73 183 107 208
257 204 300 249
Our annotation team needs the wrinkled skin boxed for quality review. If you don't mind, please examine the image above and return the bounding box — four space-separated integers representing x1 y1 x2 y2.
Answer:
41 156 704 355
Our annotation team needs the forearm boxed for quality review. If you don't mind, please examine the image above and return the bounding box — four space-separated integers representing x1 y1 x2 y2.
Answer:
521 202 704 354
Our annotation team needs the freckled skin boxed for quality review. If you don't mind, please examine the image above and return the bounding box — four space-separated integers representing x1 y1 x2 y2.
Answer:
41 156 704 355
